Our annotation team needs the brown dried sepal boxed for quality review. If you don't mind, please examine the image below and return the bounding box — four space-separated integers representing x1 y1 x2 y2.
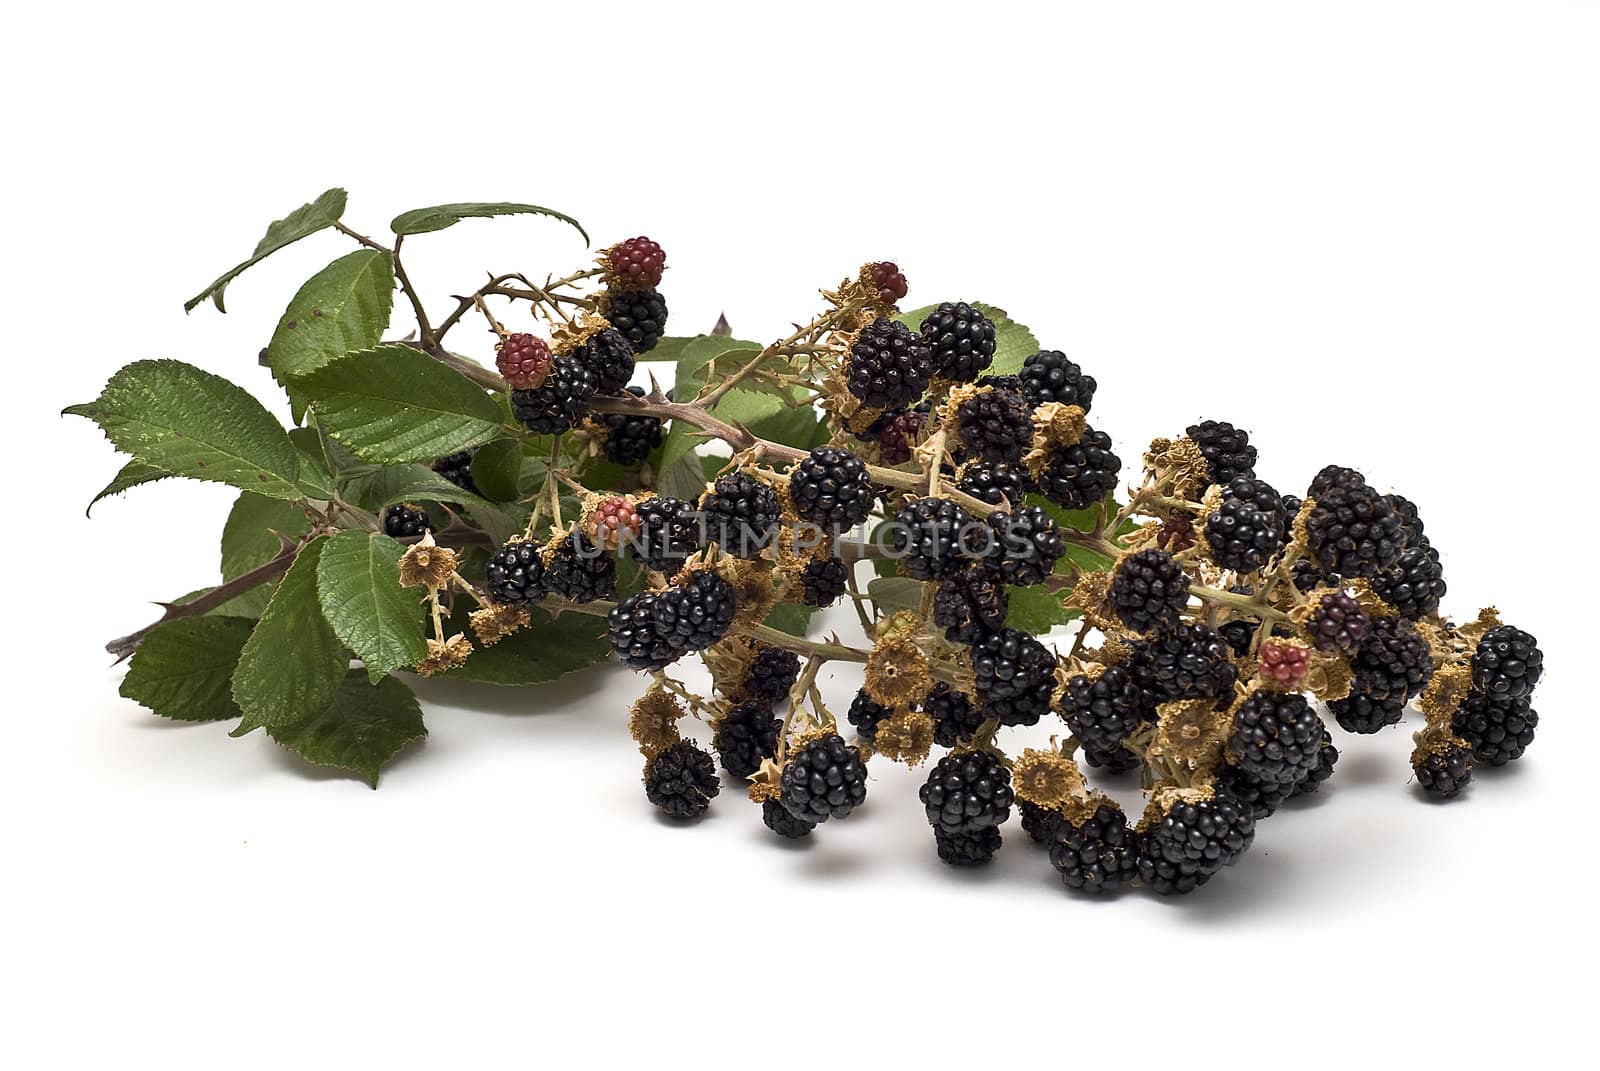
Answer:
1410 723 1471 768
549 311 610 356
873 710 935 766
1418 663 1474 727
1344 577 1397 621
1067 571 1118 632
398 533 459 591
1302 650 1355 703
1456 607 1503 649
1012 748 1086 809
1143 437 1211 502
865 636 932 708
628 688 687 758
717 556 778 628
704 635 760 700
1022 403 1086 478
469 602 531 647
1137 784 1215 833
1154 697 1229 768
413 633 472 677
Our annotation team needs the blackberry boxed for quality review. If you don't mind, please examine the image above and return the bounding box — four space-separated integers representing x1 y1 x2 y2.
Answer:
713 699 782 780
742 645 802 705
511 357 598 435
1020 800 1062 845
934 827 1002 866
1306 590 1369 655
859 405 927 465
608 236 666 291
631 495 701 573
1035 428 1121 511
956 460 1029 509
932 568 1009 644
1329 616 1434 733
1186 421 1257 485
603 289 668 354
1218 619 1257 658
1386 493 1427 549
1292 557 1339 594
655 571 738 652
845 317 934 409
485 540 545 605
1414 740 1474 800
541 532 617 603
952 383 1033 465
571 327 636 395
974 373 1022 392
699 472 781 559
598 386 663 465
1108 549 1190 633
971 628 1057 727
1304 465 1404 578
1050 801 1139 893
1125 623 1238 702
608 592 682 671
1291 727 1340 797
1213 764 1295 820
799 558 849 608
888 497 989 581
867 260 908 304
919 301 997 382
1058 666 1155 768
927 682 987 747
779 733 868 823
644 740 719 818
1452 691 1537 766
1372 544 1446 620
1137 791 1256 895
1203 477 1287 572
1018 350 1097 412
382 504 428 539
988 505 1063 587
1225 691 1324 791
432 450 478 495
495 332 553 390
789 446 877 532
761 798 815 839
846 688 894 741
1471 625 1543 701
920 750 1014 835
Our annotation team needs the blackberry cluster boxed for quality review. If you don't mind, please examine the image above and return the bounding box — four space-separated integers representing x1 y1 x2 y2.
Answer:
799 558 849 607
761 798 815 839
1108 549 1190 633
1186 421 1257 484
1372 545 1446 620
1225 691 1324 791
1292 728 1340 797
486 540 545 605
382 504 428 539
859 405 927 465
608 236 666 291
889 497 986 581
699 472 780 558
920 749 1014 835
1306 590 1369 655
920 301 997 381
1137 792 1256 895
1452 692 1537 766
644 740 719 818
541 533 617 603
1127 624 1238 702
926 682 985 747
1203 477 1287 572
713 699 782 779
511 357 598 435
1019 350 1097 411
932 568 1008 644
654 571 737 652
1213 763 1296 820
788 446 876 531
987 506 1064 586
1471 625 1543 700
608 592 680 671
1050 801 1139 893
598 386 663 465
956 460 1029 508
935 827 1002 866
845 317 933 409
1218 618 1257 658
495 332 553 390
603 289 668 354
971 628 1056 726
571 327 636 395
742 645 801 705
1386 492 1427 549
952 383 1033 465
432 449 478 494
1058 666 1155 771
1414 741 1474 800
1304 465 1404 578
1020 800 1061 845
1034 428 1120 511
846 689 894 741
1329 616 1434 733
779 733 868 823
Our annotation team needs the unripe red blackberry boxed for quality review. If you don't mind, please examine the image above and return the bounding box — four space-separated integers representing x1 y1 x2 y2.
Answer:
1257 640 1310 689
1471 625 1543 701
1059 666 1156 770
382 504 428 539
920 749 1014 835
608 591 683 671
1304 465 1404 578
987 505 1064 587
486 540 545 605
1226 690 1324 790
919 301 997 382
956 460 1029 509
888 496 989 581
926 681 986 747
587 495 640 552
644 739 719 818
845 317 933 409
607 236 666 291
1306 590 1369 655
571 327 636 396
1452 691 1537 766
788 446 877 532
971 628 1057 727
1050 799 1139 894
712 699 782 780
932 567 1008 644
1108 549 1190 633
1035 428 1121 511
630 495 701 573
1329 615 1434 733
654 571 737 652
1203 477 1287 572
867 261 908 304
799 557 849 608
779 733 868 823
952 383 1033 465
510 357 598 435
603 289 668 354
496 332 553 389
1019 350 1097 412
699 471 781 559
541 532 617 603
1186 420 1257 485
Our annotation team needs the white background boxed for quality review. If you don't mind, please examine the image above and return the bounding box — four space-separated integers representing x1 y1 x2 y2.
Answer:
4 1 1596 1067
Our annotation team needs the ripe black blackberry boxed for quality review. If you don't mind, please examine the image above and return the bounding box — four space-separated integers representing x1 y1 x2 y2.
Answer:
1471 625 1543 701
1414 740 1474 800
952 383 1033 465
540 533 617 603
934 826 1002 866
1136 791 1256 895
844 317 934 409
1108 549 1190 633
1213 763 1295 820
932 567 1009 644
1373 544 1446 620
1218 618 1257 658
921 749 1014 835
1452 691 1537 766
888 496 988 581
511 357 599 435
1050 800 1139 894
597 386 663 465
799 558 849 608
956 460 1029 509
919 301 997 382
1329 616 1434 733
699 471 781 559
431 450 478 494
608 592 683 671
1020 800 1062 845
779 733 868 823
382 504 428 539
742 645 801 705
788 446 877 531
603 289 668 354
644 740 720 818
925 682 986 747
971 628 1057 727
571 327 636 396
761 798 815 839
1035 428 1121 511
713 699 782 780
846 688 894 741
630 495 701 573
988 505 1064 587
1225 691 1324 790
1203 477 1287 572
1126 623 1239 701
1186 420 1257 485
1306 590 1369 655
486 540 545 605
858 405 928 465
654 571 738 652
1058 666 1156 769
1291 727 1340 797
1018 350 1097 412
1292 556 1339 594
1304 465 1404 578
1385 492 1428 550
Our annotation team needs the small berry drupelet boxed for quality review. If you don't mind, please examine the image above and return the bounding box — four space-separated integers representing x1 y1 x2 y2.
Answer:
845 317 934 409
432 449 478 494
382 504 428 539
1414 739 1474 800
1203 477 1287 572
1471 625 1543 701
1306 590 1370 655
867 261 909 304
846 688 894 741
1226 690 1324 791
956 460 1029 509
486 541 545 605
654 571 738 652
1452 691 1537 766
1126 623 1239 701
935 826 1003 866
1019 350 1097 412
742 645 802 705
630 495 701 573
1137 791 1256 895
761 798 815 839
607 236 666 291
699 471 781 559
541 533 617 603
1304 465 1405 578
952 383 1034 465
1059 666 1156 771
987 506 1064 587
889 497 988 581
644 740 720 818
603 289 668 354
799 558 849 608
1372 544 1446 621
1329 615 1434 733
597 386 663 466
1034 428 1121 511
496 332 553 390
919 301 997 382
926 682 987 747
1186 420 1257 484
789 446 877 531
932 567 1009 644
571 327 636 396
608 592 683 671
1050 800 1140 894
971 628 1057 726
712 699 782 780
1108 549 1191 633
779 733 869 823
510 357 599 435
920 749 1015 835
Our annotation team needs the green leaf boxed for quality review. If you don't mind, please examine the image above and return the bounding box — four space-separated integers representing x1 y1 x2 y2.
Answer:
389 202 588 244
656 335 762 475
185 188 348 312
287 427 335 498
231 538 348 728
316 530 428 683
763 603 817 638
120 616 255 722
897 302 1039 377
87 459 170 516
266 249 394 416
267 671 426 788
339 462 524 546
469 438 531 502
867 576 923 615
438 607 611 686
221 492 312 581
1005 584 1077 633
296 345 505 463
65 360 302 500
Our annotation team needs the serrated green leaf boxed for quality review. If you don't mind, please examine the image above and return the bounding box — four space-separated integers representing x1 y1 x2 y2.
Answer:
389 202 588 243
185 189 348 312
897 302 1039 378
65 360 302 500
469 438 529 502
120 616 255 722
763 602 817 638
1005 584 1077 634
867 576 923 615
297 345 505 462
437 607 611 686
339 462 524 545
287 426 335 497
316 530 428 683
221 492 312 581
267 670 426 788
231 538 347 728
87 459 170 516
267 250 394 418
